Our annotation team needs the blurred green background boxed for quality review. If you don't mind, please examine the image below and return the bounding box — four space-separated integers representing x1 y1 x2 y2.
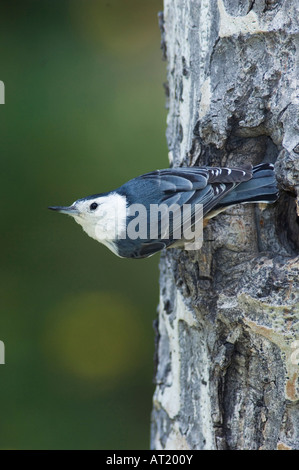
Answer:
0 0 167 449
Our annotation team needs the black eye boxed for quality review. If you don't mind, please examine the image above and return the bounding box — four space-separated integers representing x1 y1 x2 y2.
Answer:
90 202 98 211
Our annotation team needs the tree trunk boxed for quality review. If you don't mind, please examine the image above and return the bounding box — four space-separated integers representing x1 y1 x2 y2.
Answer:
151 0 299 450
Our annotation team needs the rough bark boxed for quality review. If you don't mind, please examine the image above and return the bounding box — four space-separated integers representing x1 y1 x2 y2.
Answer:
151 0 299 450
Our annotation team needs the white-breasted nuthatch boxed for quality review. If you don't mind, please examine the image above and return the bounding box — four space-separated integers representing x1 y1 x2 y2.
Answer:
49 163 279 259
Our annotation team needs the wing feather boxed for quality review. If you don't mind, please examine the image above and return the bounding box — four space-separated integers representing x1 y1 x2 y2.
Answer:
118 165 253 258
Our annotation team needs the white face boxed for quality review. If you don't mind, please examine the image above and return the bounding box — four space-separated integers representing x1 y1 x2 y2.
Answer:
70 193 127 252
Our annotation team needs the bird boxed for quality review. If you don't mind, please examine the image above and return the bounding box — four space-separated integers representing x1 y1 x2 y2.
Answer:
49 162 279 259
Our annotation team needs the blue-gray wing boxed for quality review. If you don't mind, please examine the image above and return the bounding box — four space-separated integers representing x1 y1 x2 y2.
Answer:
118 166 252 258
123 166 252 212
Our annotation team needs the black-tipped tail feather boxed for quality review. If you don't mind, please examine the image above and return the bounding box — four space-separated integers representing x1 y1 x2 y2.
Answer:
216 163 279 209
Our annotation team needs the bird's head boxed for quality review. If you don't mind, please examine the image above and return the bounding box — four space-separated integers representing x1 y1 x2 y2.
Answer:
49 192 127 246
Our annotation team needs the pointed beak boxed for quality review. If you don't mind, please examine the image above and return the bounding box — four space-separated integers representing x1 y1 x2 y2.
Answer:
48 205 79 216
